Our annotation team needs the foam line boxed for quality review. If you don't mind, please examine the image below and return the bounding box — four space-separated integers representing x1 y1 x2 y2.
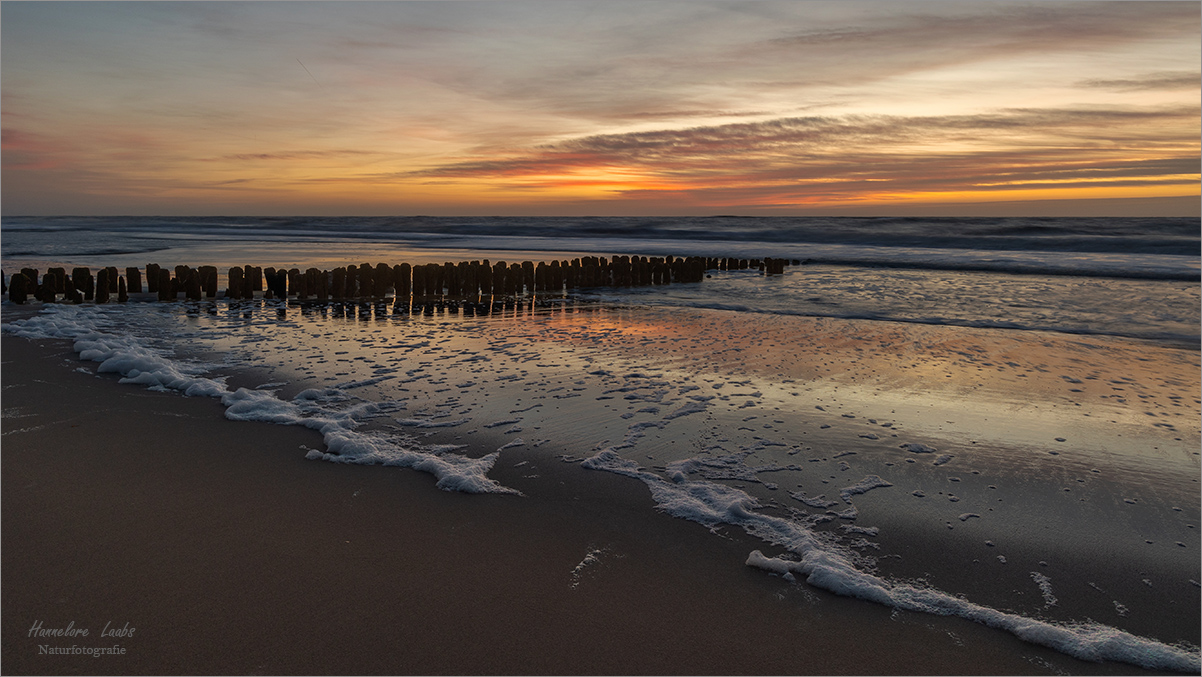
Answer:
3 305 520 496
580 449 1200 673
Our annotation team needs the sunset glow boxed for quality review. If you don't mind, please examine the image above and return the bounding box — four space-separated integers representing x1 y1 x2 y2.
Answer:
2 1 1198 216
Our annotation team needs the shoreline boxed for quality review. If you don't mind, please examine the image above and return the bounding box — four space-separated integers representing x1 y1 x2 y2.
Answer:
0 333 1055 675
3 328 1197 674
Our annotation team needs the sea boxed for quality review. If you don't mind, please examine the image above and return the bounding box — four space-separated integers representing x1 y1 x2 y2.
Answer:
2 215 1200 673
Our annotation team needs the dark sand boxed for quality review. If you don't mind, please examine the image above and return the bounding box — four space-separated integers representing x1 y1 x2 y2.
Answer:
0 333 1186 675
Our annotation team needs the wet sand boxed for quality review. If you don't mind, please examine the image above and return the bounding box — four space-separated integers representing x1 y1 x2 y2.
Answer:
2 313 1197 675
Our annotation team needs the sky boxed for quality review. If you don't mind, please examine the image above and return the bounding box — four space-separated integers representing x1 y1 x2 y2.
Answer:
2 1 1199 217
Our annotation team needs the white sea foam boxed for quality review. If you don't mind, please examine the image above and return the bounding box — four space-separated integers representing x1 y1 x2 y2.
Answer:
1031 571 1058 607
3 304 520 496
580 449 1201 673
838 475 893 503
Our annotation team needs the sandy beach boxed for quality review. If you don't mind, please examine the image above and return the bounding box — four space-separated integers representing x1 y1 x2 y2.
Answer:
0 333 1042 675
3 297 1197 675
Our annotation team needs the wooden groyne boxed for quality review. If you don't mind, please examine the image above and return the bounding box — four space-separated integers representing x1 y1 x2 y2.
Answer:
3 256 796 305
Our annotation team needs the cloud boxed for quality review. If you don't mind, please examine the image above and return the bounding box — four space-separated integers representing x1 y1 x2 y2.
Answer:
1078 71 1201 91
213 150 382 162
398 106 1200 206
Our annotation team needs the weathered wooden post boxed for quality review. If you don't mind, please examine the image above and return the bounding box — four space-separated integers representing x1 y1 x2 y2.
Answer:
158 269 173 301
315 269 329 301
428 263 444 297
199 266 218 297
241 266 258 299
521 261 535 293
508 263 522 295
105 266 119 292
358 263 374 298
394 263 411 300
8 273 30 304
118 276 129 302
374 263 391 299
95 269 111 303
37 269 59 302
342 265 357 298
458 261 473 298
569 259 582 288
411 264 426 298
146 264 161 292
20 269 39 299
533 262 546 292
185 268 203 301
46 268 66 294
489 262 504 296
31 271 53 303
226 266 244 299
263 268 277 299
64 277 83 303
126 267 142 294
444 262 458 297
331 267 346 299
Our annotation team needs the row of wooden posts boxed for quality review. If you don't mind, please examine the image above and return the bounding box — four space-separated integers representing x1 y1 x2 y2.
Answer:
4 256 795 305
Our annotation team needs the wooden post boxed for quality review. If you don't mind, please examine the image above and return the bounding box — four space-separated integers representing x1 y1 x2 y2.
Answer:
126 267 142 294
79 268 97 295
508 263 522 295
146 264 160 292
521 261 535 293
118 276 129 302
46 268 67 293
315 269 329 301
185 268 202 301
64 277 83 303
226 266 244 299
242 266 258 299
331 267 346 299
471 262 485 297
158 269 173 301
36 282 55 303
264 268 277 299
345 265 359 298
394 263 411 300
288 268 301 299
8 273 30 304
375 263 391 299
444 262 458 297
359 263 374 299
20 269 39 298
458 261 473 298
95 269 110 303
199 266 218 297
414 264 428 298
428 263 443 297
